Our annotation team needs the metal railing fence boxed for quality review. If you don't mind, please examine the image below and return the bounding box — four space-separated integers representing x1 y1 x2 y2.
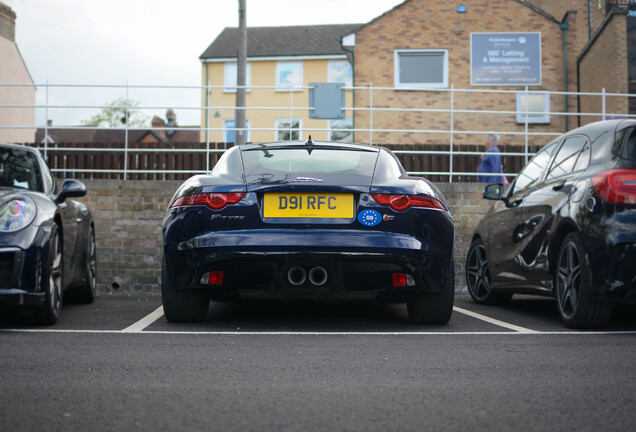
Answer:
1 82 634 181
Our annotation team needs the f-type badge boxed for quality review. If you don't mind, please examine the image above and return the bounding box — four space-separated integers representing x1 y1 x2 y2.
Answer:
294 177 323 182
358 209 381 227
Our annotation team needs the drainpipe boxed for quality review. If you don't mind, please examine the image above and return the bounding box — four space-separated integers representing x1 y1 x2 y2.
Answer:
340 39 355 142
205 62 209 144
588 1 593 40
561 21 569 132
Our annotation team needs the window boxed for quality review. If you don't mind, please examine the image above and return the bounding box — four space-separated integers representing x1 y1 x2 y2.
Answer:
242 147 378 175
0 148 43 192
275 118 301 141
276 62 303 89
224 62 251 92
511 141 558 195
394 49 448 88
516 92 550 124
328 60 353 87
328 118 353 143
224 120 250 144
547 137 590 181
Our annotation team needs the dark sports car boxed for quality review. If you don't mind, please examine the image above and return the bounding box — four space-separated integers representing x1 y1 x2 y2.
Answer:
466 119 636 328
162 138 455 324
0 143 96 325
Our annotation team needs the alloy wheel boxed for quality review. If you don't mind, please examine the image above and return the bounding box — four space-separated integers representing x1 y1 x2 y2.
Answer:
87 228 97 295
49 227 63 317
556 241 580 320
467 243 492 301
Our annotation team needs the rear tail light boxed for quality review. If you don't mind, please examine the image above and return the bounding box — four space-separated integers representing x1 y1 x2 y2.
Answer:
371 194 446 211
392 273 416 287
592 170 636 205
171 193 246 210
200 271 223 285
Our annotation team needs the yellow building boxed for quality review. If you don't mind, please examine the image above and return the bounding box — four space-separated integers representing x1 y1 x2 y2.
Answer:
199 24 359 144
0 2 35 144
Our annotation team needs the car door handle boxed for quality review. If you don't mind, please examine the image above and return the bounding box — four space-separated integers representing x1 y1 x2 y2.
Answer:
552 181 566 191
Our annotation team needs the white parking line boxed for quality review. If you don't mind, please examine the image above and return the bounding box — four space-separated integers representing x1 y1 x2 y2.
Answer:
121 306 165 333
452 306 540 333
121 305 540 334
2 329 636 335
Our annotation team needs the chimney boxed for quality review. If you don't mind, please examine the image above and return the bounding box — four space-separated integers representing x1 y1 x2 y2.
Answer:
151 115 166 136
0 2 16 42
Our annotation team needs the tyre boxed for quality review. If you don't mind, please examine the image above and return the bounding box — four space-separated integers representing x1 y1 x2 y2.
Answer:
75 225 97 304
35 224 63 325
161 256 209 322
554 232 613 329
407 266 454 324
466 238 512 305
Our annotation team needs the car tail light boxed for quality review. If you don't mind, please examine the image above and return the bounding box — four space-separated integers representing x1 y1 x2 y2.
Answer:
200 271 223 285
393 273 407 287
392 273 416 287
592 170 636 205
171 193 246 210
371 194 446 211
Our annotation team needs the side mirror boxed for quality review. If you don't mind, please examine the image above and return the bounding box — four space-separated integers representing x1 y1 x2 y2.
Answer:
483 184 504 200
55 179 86 204
484 183 516 207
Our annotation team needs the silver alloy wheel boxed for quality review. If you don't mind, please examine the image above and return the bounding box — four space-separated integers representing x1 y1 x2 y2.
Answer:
87 228 97 295
466 243 491 301
556 241 580 320
49 227 63 317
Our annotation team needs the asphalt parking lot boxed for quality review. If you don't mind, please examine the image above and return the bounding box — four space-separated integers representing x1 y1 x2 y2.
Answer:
1 293 635 432
2 292 635 334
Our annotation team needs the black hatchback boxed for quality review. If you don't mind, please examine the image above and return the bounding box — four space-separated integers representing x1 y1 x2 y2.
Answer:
466 119 636 329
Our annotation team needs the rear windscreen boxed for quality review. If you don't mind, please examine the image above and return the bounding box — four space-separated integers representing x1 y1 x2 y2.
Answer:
241 147 378 176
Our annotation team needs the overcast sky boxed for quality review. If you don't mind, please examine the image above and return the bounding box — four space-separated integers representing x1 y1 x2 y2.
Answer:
6 0 405 127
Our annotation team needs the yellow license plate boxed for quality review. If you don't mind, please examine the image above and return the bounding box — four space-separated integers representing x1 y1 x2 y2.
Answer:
263 193 353 218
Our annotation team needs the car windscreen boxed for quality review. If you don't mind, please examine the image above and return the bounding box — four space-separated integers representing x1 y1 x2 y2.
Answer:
241 146 378 179
0 148 43 191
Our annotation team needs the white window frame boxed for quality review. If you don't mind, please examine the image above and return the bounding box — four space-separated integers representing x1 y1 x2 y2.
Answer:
328 60 353 88
275 118 302 141
394 49 449 89
516 92 550 124
224 119 250 144
328 118 353 142
224 62 251 93
275 61 303 91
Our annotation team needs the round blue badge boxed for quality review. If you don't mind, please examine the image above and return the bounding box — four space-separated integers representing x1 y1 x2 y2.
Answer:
357 209 381 227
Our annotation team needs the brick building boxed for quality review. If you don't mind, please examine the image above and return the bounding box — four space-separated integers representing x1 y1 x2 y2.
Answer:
343 0 634 147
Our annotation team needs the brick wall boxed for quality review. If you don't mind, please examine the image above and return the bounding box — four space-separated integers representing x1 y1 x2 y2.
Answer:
79 180 491 294
352 0 577 146
579 12 629 125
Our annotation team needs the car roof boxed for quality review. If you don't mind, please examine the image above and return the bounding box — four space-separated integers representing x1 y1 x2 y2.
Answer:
0 143 41 156
566 119 636 137
238 140 381 153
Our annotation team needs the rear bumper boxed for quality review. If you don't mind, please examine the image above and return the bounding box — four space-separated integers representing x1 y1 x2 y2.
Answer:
164 229 454 299
600 242 636 300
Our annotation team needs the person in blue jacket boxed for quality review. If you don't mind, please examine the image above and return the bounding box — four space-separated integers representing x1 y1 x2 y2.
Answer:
477 133 504 183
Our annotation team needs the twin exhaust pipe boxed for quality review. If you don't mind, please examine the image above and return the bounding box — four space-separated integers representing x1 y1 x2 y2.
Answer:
287 266 328 286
